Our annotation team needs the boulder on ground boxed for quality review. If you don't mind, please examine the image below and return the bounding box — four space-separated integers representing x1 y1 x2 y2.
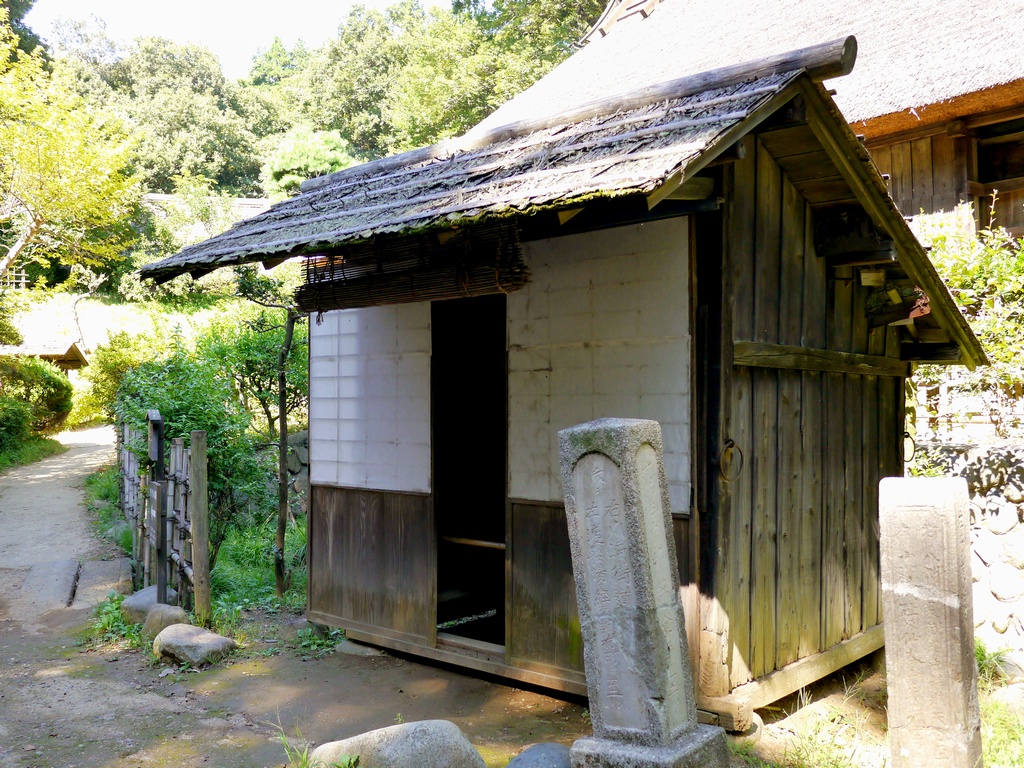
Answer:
336 638 385 657
153 624 236 666
312 720 485 768
142 604 190 641
121 585 177 624
507 743 571 768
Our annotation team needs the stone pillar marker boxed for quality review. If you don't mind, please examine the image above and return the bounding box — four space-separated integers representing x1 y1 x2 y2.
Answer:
879 477 982 768
559 418 729 767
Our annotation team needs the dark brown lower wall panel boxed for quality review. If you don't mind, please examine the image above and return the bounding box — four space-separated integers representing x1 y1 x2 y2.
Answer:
507 503 583 676
309 485 435 643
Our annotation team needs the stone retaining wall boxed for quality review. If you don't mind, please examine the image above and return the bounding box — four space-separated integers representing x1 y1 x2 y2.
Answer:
287 429 310 514
918 445 1024 656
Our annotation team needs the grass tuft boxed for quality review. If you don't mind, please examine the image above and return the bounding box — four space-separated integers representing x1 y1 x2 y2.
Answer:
0 436 66 474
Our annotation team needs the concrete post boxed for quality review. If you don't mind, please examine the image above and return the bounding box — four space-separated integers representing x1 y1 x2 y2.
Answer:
879 477 982 768
559 418 729 768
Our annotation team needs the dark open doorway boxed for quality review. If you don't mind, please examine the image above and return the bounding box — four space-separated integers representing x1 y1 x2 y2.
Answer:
431 293 507 646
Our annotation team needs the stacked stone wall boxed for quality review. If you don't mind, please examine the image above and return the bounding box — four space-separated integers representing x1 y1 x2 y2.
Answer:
917 445 1024 657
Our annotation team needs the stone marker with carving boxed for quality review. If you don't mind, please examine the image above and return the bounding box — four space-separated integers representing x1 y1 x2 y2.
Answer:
559 418 729 767
879 477 982 768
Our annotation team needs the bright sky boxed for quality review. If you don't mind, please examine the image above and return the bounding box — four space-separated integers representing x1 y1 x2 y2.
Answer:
24 0 421 80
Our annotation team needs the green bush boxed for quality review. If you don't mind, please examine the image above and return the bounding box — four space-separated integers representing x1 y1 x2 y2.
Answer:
0 355 73 435
0 396 31 453
115 346 274 566
78 330 168 422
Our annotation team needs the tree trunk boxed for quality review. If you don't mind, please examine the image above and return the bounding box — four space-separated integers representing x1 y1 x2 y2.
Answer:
0 215 43 278
274 310 298 598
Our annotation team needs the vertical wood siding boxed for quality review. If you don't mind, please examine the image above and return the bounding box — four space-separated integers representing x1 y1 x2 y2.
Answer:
712 138 902 694
308 486 436 643
869 135 970 216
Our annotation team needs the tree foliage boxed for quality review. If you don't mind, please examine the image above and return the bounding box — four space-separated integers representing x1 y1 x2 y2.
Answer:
260 124 356 200
913 206 1024 438
0 12 139 279
116 344 273 565
0 354 73 434
197 307 308 440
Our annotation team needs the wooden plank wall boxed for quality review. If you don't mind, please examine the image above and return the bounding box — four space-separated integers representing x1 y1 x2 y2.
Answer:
711 138 903 695
308 486 436 643
507 503 584 677
869 134 969 215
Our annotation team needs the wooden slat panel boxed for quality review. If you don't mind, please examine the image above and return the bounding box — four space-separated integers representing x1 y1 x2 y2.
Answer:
911 137 934 214
725 368 754 690
890 141 913 211
779 178 805 347
799 206 826 657
508 503 583 674
870 144 892 197
843 376 864 638
733 342 909 377
750 367 778 678
775 177 804 669
799 370 824 657
931 135 958 212
754 141 782 343
862 375 881 628
309 486 435 642
716 134 757 694
776 151 836 183
775 369 802 668
802 202 827 349
852 283 870 355
822 373 846 648
791 176 856 205
758 125 818 159
829 272 854 353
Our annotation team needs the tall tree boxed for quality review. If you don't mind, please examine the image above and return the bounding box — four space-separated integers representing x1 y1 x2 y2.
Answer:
1 0 42 54
0 13 138 279
260 124 357 199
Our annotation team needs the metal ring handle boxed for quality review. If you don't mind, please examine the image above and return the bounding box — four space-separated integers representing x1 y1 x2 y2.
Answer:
718 439 744 483
903 431 917 463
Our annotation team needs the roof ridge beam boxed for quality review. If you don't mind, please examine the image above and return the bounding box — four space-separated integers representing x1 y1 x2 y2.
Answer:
301 36 858 194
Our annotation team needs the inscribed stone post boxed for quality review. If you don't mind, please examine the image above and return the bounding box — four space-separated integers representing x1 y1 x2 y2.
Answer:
879 477 982 768
559 418 728 768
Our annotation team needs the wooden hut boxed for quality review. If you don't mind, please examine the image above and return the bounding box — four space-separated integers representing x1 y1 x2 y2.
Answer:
142 37 985 729
0 339 89 371
572 0 1024 229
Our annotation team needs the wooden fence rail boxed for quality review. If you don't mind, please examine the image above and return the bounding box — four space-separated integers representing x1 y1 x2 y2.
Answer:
118 411 210 619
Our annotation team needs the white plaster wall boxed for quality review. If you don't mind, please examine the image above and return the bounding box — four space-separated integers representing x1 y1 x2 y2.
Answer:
308 304 431 493
507 218 691 514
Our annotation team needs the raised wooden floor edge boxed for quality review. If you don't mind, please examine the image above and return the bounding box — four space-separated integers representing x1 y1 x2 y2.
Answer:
698 624 885 732
343 626 590 696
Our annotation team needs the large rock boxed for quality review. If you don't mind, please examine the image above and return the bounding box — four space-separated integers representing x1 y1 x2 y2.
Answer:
153 624 236 667
311 720 485 768
507 743 571 768
142 604 190 641
121 585 177 624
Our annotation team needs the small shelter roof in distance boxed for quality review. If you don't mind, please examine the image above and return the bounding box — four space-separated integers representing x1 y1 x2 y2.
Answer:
0 339 89 370
139 37 985 368
483 0 1024 139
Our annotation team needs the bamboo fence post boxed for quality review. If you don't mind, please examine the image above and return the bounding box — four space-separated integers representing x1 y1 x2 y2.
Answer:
190 431 211 625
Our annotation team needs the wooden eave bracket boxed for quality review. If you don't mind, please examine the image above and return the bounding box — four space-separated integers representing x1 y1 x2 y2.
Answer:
795 79 987 370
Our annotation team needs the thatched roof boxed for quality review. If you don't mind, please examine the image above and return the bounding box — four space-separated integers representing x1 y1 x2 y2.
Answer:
0 340 88 370
141 62 808 283
482 0 1024 138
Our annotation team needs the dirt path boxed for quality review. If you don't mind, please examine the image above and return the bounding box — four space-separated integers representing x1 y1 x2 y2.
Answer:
0 428 595 768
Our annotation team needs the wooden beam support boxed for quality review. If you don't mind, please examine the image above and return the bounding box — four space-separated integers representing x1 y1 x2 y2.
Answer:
733 341 909 377
901 342 962 363
736 625 885 711
795 79 986 370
